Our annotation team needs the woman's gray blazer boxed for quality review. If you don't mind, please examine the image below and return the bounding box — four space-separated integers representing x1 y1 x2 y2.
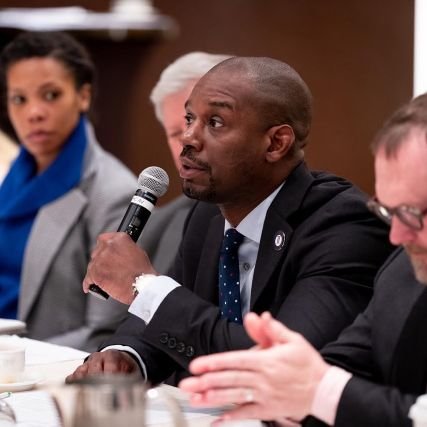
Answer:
18 123 136 352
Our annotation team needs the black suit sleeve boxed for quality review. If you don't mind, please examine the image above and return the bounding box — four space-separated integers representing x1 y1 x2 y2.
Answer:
104 313 180 384
333 378 416 427
304 380 416 427
305 303 415 426
304 250 420 427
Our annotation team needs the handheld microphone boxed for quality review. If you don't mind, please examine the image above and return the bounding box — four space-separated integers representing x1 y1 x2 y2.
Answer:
88 166 169 300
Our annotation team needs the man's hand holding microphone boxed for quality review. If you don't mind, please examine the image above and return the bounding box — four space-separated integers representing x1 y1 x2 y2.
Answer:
85 166 169 305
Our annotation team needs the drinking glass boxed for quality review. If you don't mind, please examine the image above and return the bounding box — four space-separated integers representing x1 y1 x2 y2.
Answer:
71 373 186 427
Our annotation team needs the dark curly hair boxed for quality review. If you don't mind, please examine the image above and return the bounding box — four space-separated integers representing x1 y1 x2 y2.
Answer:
0 31 96 133
0 30 95 89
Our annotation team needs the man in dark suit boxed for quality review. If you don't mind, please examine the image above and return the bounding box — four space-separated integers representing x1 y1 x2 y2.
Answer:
179 94 427 427
66 57 392 385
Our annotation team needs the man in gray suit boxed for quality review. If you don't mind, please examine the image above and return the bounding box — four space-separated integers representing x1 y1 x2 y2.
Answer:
140 52 230 273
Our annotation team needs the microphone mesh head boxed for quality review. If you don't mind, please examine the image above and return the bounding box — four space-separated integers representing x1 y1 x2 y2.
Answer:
137 166 169 197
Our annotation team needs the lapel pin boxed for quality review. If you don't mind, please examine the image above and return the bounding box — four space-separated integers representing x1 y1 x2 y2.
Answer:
273 231 286 251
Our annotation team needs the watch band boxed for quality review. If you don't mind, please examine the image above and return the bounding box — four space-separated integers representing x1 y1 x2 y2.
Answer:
131 273 157 296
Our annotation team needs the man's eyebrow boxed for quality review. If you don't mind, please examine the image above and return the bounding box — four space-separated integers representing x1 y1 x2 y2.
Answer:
208 100 233 110
184 99 234 111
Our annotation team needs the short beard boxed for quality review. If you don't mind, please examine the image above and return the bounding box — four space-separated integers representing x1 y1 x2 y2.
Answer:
182 177 217 202
409 257 427 285
180 146 217 202
405 244 427 285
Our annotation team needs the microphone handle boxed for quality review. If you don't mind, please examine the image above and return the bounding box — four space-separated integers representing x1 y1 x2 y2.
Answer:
88 190 156 300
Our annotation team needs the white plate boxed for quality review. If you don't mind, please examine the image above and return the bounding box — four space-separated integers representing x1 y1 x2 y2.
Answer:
0 319 26 335
0 372 43 392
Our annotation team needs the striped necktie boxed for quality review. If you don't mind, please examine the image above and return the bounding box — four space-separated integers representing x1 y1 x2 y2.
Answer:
218 228 244 324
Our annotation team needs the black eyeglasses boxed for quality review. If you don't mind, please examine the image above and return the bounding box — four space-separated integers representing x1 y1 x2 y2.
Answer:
367 197 427 231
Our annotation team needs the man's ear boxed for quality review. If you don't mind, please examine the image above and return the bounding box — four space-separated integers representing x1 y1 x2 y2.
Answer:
265 124 296 163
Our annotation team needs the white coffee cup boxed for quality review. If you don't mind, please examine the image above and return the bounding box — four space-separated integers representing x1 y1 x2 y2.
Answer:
409 394 427 427
0 336 25 383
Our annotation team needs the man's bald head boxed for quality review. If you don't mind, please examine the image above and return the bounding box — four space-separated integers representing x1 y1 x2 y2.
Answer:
203 56 312 151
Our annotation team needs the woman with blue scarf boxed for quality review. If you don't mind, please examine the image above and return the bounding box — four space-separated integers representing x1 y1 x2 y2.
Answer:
0 31 136 352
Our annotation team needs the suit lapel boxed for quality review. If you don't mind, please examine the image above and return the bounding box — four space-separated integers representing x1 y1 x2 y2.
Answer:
251 162 314 307
251 212 293 306
191 162 314 309
193 214 224 303
19 188 87 320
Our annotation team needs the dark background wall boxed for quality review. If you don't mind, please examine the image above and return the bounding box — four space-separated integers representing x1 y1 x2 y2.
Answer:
0 0 414 203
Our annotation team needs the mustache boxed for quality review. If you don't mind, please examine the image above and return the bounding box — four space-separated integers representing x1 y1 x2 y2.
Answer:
180 146 211 170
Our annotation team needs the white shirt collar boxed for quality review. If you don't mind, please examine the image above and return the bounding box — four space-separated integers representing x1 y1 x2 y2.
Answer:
224 182 285 244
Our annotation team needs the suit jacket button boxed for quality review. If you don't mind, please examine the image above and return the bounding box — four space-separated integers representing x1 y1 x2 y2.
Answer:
176 342 185 353
168 337 177 349
185 346 195 357
159 332 169 344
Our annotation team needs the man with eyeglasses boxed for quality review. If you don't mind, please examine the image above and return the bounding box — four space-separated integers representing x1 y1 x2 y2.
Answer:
179 93 427 427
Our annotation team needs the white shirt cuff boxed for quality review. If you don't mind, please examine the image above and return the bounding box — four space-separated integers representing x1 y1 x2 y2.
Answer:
101 345 148 381
128 275 180 323
310 365 352 425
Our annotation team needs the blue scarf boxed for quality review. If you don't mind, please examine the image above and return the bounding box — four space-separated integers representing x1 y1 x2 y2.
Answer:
0 115 88 318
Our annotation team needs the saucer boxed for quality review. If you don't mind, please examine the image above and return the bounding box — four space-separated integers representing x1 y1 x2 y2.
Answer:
0 319 26 334
0 372 43 392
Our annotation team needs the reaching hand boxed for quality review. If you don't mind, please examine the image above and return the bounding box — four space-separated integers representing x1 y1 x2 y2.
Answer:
179 312 330 423
83 232 157 305
65 350 141 383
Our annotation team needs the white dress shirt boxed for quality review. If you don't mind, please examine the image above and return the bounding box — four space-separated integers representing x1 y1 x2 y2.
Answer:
129 183 283 322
